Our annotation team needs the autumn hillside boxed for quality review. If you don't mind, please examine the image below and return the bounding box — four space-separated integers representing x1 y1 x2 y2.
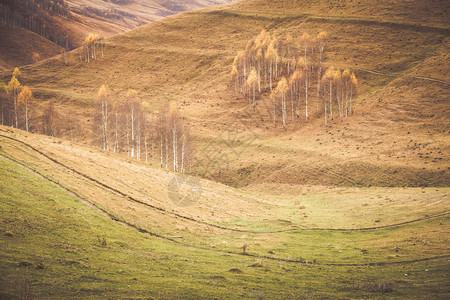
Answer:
2 0 450 188
0 0 232 69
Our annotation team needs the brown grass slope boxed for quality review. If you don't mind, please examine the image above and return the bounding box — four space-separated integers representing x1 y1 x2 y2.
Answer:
0 24 63 71
5 0 450 188
0 0 232 69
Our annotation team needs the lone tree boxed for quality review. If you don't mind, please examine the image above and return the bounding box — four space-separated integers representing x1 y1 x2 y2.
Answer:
43 101 59 137
32 52 40 63
18 86 33 132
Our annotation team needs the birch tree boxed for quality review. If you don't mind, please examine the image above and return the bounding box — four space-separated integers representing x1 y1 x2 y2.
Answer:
17 86 33 132
350 72 358 115
6 68 22 128
97 84 110 151
266 41 277 91
324 67 335 120
247 68 258 108
276 77 289 130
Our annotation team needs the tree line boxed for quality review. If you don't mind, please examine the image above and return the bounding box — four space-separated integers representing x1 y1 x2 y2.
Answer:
93 85 194 173
231 30 358 129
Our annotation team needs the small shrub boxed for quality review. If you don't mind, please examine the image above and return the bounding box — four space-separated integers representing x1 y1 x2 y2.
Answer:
4 230 14 237
228 268 243 273
97 235 107 246
360 281 395 293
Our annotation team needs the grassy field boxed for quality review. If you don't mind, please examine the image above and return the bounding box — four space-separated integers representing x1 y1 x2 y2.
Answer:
0 0 449 298
0 127 449 298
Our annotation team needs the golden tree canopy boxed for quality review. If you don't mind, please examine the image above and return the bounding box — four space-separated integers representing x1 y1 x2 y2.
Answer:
231 65 238 77
324 66 335 80
18 86 33 105
285 33 293 45
265 41 277 60
12 67 21 79
317 31 328 42
300 32 311 47
98 84 109 99
276 77 289 94
247 68 258 85
342 69 351 79
6 76 21 95
333 69 342 80
351 73 358 86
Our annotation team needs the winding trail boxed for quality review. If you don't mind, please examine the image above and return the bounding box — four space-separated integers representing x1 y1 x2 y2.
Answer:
0 133 449 235
1 152 449 267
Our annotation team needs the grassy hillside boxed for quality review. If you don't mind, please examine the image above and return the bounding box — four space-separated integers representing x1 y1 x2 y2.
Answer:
5 0 448 188
0 0 232 69
0 126 449 298
0 24 63 71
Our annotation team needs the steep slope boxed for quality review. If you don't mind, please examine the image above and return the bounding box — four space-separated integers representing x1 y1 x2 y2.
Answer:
3 0 450 187
0 0 232 69
0 24 63 71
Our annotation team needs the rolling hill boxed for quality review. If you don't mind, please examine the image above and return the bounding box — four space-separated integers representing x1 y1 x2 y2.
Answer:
0 125 449 298
0 0 232 69
6 0 449 188
0 0 449 297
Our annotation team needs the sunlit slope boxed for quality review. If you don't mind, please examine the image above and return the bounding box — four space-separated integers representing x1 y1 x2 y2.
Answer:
0 126 449 298
9 0 450 187
0 127 449 263
0 0 232 69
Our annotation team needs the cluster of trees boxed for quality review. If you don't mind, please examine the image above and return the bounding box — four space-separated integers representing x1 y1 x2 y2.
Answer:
0 68 78 138
0 68 33 131
0 0 72 49
93 86 193 173
80 33 105 63
231 30 358 129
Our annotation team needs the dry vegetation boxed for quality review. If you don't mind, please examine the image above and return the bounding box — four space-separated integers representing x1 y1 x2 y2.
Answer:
0 0 449 298
4 0 447 188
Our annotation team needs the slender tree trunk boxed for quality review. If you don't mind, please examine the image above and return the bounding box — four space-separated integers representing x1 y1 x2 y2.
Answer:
126 118 130 157
350 85 353 115
25 102 28 132
329 81 333 120
305 76 309 122
281 92 286 130
114 112 119 153
14 93 18 128
252 84 255 108
264 60 267 90
131 106 134 158
101 101 106 150
257 58 261 93
269 60 273 91
165 136 168 170
181 138 185 174
160 134 163 168
145 135 148 163
172 127 177 171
